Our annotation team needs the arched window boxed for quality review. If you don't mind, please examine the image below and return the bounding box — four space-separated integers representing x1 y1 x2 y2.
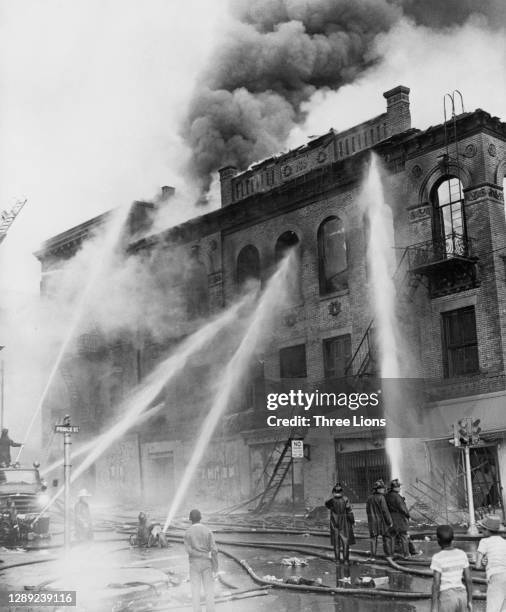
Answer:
434 177 466 238
275 231 301 302
185 245 209 319
275 230 299 262
236 245 261 287
318 217 347 294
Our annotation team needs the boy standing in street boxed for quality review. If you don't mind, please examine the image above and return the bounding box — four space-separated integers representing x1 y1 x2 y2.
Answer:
476 515 506 612
430 524 472 612
184 509 218 612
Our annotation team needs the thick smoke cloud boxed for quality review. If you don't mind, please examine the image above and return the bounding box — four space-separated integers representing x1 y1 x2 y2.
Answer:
183 0 504 194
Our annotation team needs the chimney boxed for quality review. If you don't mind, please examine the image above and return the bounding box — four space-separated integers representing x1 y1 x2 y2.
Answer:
160 185 175 201
383 85 411 136
219 166 238 207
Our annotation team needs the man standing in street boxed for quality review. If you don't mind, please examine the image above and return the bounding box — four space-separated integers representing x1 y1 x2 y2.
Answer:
325 482 355 565
184 509 218 612
386 478 411 558
74 489 93 542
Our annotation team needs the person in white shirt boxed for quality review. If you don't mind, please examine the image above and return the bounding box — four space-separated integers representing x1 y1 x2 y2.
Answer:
184 509 218 612
430 524 472 612
476 515 506 612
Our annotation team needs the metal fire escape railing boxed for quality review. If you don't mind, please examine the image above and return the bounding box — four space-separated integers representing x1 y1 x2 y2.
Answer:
406 232 475 272
344 320 375 378
253 439 294 514
344 246 412 378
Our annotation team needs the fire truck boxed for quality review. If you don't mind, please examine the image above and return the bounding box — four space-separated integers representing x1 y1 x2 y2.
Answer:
0 462 50 544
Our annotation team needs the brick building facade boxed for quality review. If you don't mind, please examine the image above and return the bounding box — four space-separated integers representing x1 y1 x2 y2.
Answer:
37 86 506 519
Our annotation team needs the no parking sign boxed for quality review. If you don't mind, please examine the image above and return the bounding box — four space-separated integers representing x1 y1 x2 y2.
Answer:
291 439 304 458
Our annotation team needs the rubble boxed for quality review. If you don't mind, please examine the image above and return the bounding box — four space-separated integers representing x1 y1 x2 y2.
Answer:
281 556 307 566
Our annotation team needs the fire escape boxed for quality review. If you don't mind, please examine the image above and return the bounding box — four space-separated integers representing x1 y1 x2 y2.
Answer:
252 422 307 514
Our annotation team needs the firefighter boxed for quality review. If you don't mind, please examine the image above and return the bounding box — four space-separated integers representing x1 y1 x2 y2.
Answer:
366 479 393 560
385 478 410 558
131 511 150 546
74 489 93 541
0 429 22 466
325 483 355 564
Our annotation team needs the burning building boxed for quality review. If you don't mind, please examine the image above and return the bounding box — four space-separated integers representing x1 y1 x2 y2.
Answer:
36 86 506 522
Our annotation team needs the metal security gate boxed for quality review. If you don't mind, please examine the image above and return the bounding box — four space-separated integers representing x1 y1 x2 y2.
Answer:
335 447 390 503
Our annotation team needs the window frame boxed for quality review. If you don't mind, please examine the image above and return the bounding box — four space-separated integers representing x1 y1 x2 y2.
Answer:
441 306 479 378
317 216 348 295
323 334 352 379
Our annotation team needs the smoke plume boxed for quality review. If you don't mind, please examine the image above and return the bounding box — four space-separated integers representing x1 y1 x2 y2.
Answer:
183 0 504 194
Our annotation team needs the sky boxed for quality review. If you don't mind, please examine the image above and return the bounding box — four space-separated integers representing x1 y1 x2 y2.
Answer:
0 1 504 445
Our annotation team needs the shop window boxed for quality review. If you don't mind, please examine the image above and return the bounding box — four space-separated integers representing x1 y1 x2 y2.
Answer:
442 306 479 377
280 344 307 378
318 216 348 294
323 335 351 379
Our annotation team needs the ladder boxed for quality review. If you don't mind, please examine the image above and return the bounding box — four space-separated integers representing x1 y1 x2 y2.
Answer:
0 199 27 245
59 361 81 408
253 427 307 513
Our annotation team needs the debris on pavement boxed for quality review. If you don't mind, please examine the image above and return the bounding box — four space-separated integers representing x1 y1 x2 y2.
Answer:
281 556 307 566
262 575 283 583
284 576 323 586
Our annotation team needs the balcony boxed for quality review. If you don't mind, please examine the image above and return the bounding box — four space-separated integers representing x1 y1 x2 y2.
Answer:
406 233 478 297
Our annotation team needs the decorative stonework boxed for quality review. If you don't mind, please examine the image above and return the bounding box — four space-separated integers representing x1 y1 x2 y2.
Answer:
488 143 497 157
328 301 342 317
284 311 297 327
411 164 423 179
463 144 477 158
409 206 431 223
466 185 504 204
466 187 487 203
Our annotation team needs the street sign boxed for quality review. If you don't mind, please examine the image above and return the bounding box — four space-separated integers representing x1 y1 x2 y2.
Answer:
291 439 304 458
54 425 80 434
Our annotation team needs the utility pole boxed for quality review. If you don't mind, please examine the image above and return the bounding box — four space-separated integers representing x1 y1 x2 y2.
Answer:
55 415 79 553
450 417 482 536
0 347 4 431
463 444 479 536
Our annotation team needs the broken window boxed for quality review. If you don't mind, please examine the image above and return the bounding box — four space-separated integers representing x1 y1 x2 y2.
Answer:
318 216 348 294
279 344 307 378
236 244 261 287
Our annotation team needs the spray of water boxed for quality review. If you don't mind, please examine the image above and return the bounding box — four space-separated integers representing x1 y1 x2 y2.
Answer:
163 252 295 531
33 294 252 521
362 154 403 481
16 203 133 463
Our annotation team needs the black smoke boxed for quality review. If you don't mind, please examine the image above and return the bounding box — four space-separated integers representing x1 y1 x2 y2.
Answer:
182 0 504 195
